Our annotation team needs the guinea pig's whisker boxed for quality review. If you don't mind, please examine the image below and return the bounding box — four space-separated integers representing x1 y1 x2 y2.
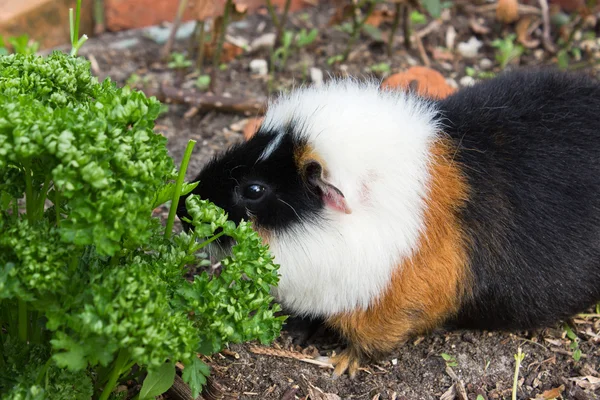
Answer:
278 198 302 221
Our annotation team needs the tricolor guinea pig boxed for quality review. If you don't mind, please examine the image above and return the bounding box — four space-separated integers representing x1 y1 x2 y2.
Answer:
177 69 600 378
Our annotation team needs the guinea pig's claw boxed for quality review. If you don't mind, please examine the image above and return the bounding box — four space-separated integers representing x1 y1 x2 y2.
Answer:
330 348 361 379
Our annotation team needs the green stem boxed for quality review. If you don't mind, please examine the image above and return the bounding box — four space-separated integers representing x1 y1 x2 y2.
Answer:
23 165 33 222
29 310 39 344
402 4 411 49
195 20 206 73
74 0 81 47
197 231 225 250
212 0 232 72
7 304 18 339
165 140 197 239
54 188 60 226
36 175 51 220
98 349 130 400
388 3 401 57
35 357 53 386
512 347 524 400
18 299 27 342
274 0 292 49
265 0 281 33
12 200 18 222
0 331 5 368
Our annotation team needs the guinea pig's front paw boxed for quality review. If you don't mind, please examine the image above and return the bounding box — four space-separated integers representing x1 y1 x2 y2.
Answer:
330 347 364 379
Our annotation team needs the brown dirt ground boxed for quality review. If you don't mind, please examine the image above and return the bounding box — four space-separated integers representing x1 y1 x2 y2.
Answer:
56 1 600 398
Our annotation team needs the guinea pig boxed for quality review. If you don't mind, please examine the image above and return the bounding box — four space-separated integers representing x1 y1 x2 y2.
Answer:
177 68 600 378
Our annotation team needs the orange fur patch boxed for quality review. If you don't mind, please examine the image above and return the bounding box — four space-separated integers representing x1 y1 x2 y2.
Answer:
326 137 471 359
294 145 325 174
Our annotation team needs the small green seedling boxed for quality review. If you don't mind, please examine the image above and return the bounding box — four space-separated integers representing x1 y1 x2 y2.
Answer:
327 54 345 65
195 75 211 91
296 28 318 47
441 353 458 368
465 66 496 80
168 52 193 69
512 347 526 400
564 324 582 362
369 62 391 74
0 34 40 55
411 10 427 24
491 34 524 69
476 395 485 400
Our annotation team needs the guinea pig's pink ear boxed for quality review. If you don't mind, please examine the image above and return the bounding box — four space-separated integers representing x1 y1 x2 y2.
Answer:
303 160 352 214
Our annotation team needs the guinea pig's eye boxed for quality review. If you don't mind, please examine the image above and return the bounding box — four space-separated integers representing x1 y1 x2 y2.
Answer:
242 183 267 200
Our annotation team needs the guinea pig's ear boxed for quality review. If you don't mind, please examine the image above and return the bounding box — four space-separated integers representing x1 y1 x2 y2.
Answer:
303 160 352 214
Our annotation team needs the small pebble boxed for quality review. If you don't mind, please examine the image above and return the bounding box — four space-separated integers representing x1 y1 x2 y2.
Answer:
460 75 476 87
446 78 459 89
249 59 268 76
440 62 453 71
534 49 545 61
457 36 483 59
250 33 276 52
479 58 493 70
310 67 324 87
446 26 457 50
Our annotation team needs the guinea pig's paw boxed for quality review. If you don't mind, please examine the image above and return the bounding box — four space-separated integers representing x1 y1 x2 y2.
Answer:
329 347 363 379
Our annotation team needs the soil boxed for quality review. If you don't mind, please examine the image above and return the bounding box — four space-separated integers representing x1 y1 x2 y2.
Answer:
55 1 600 398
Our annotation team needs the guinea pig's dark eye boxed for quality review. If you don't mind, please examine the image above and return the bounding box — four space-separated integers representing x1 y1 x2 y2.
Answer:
242 183 266 200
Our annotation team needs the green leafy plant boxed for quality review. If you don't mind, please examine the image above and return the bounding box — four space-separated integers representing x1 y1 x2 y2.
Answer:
271 28 318 72
564 324 582 362
368 62 391 74
441 352 458 367
168 52 193 69
0 34 40 56
465 66 496 80
0 7 284 399
195 74 212 91
491 34 524 69
410 10 427 24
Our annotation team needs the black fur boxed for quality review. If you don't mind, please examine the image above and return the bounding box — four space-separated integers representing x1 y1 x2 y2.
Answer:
438 69 600 331
178 129 323 233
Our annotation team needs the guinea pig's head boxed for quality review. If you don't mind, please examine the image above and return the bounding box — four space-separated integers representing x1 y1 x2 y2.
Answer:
177 124 351 239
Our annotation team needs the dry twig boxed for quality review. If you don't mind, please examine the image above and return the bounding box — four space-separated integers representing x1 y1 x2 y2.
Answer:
248 344 334 369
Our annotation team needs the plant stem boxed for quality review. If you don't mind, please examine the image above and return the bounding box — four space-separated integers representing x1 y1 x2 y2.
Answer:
265 0 281 34
98 349 130 400
212 0 232 72
403 4 411 49
197 231 225 249
161 0 189 60
36 175 51 220
12 200 18 222
74 0 81 47
274 0 292 49
54 188 60 226
512 347 525 400
342 1 376 61
388 3 401 57
18 299 27 342
23 165 33 223
195 20 206 73
165 140 197 239
35 357 53 385
29 310 39 344
0 330 5 369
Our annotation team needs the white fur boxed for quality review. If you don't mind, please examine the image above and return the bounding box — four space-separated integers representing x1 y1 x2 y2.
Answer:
260 79 441 318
